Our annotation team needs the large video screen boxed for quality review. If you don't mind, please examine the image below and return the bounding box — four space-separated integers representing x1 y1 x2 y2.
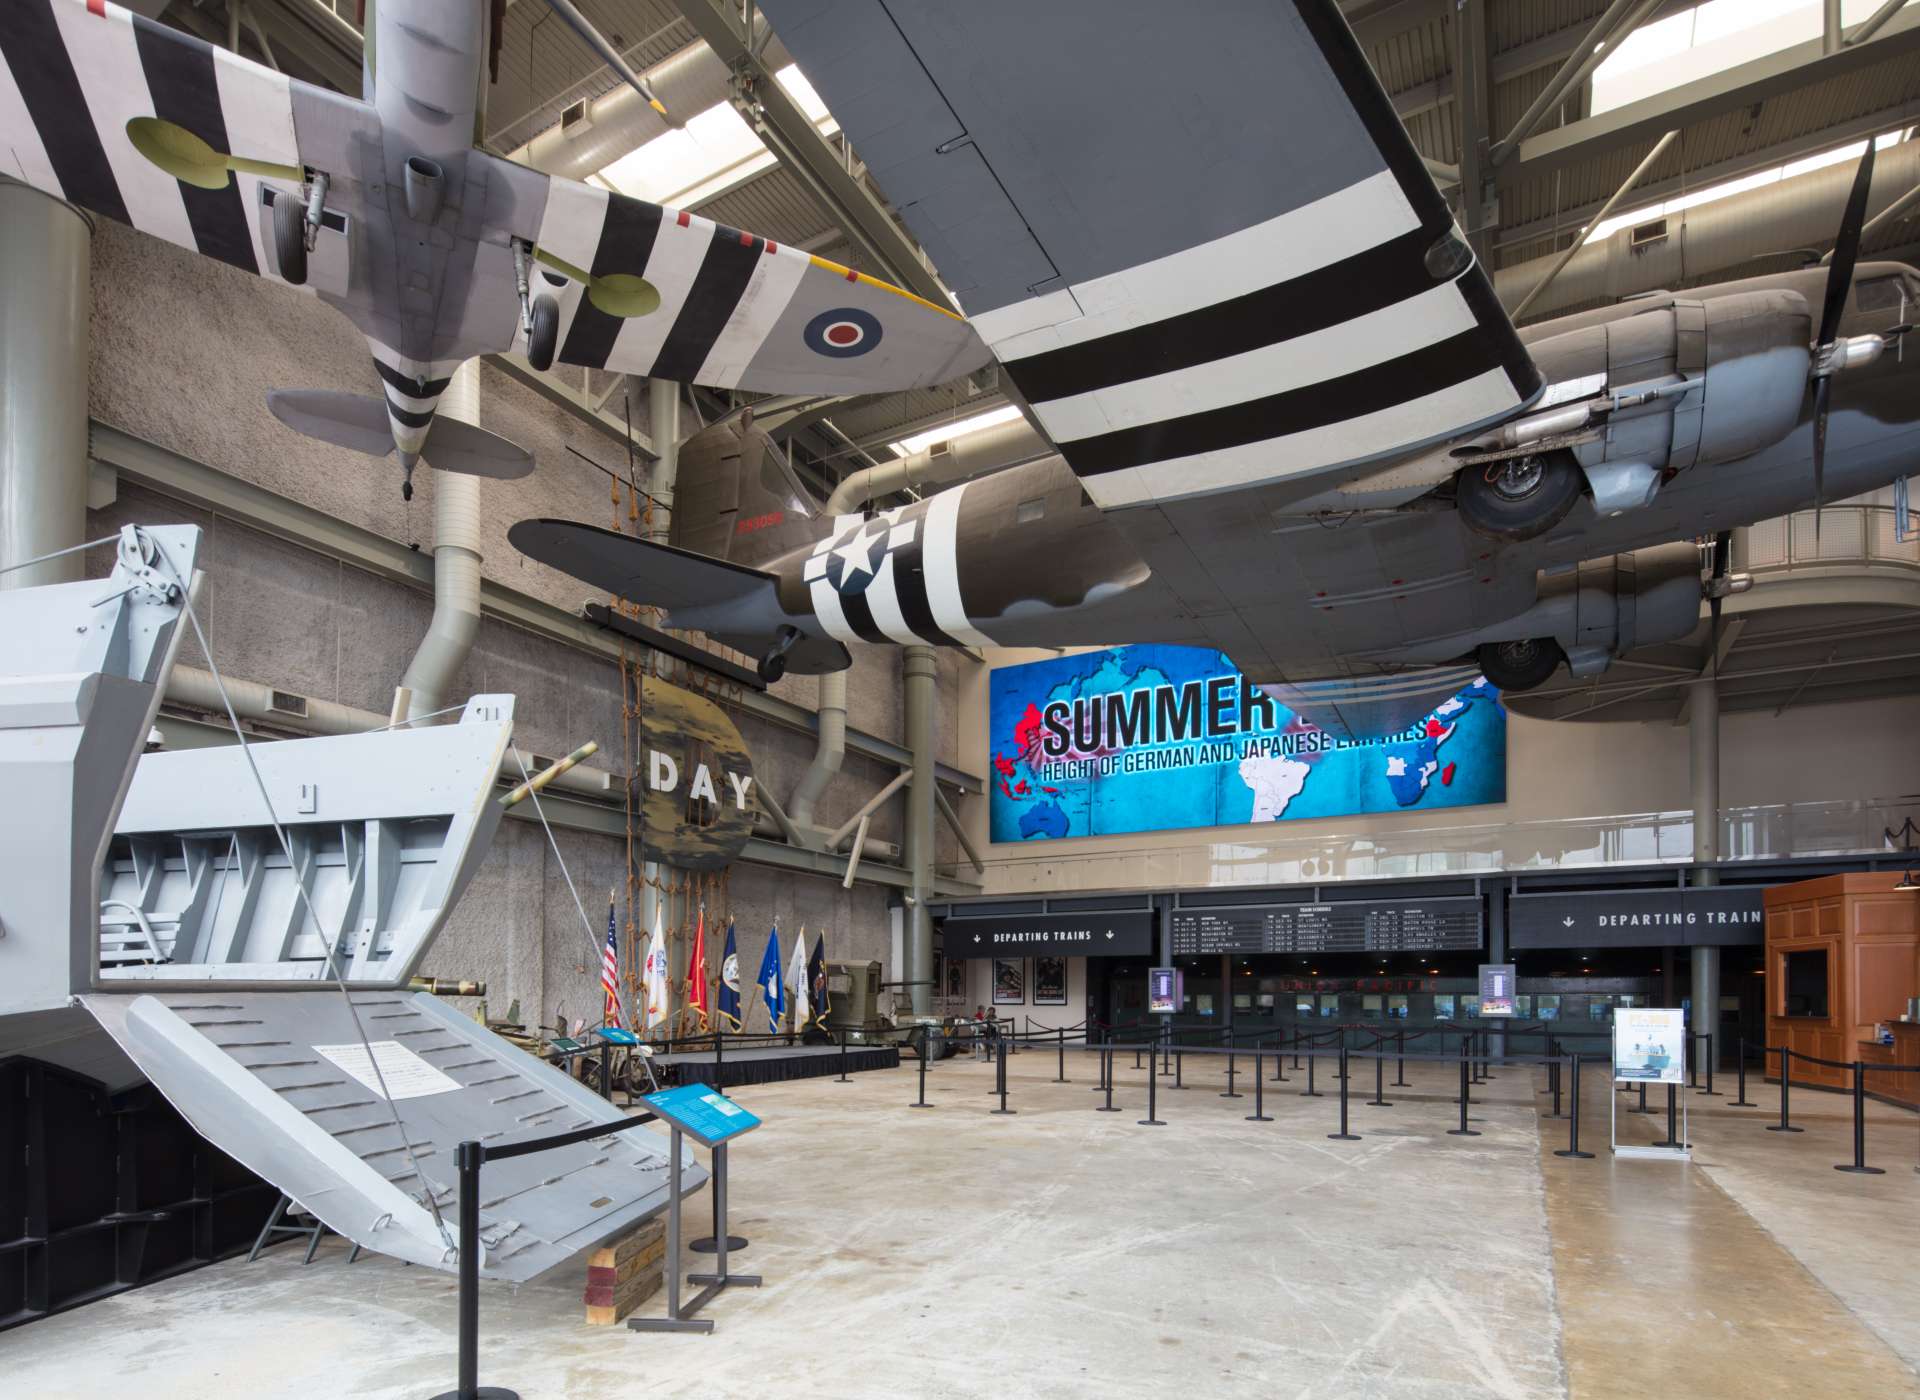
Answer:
988 645 1505 843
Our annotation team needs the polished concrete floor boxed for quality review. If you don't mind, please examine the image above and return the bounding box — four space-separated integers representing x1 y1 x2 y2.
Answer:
5 1046 1918 1399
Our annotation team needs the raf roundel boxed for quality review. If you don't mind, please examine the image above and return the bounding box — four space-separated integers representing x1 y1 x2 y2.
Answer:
805 307 884 359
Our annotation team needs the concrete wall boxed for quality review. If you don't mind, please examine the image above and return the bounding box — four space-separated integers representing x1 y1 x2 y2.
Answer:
81 219 952 1027
961 644 1920 893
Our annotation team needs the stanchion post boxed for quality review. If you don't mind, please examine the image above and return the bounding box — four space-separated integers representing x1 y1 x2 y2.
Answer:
1545 1038 1565 1120
1222 1030 1241 1099
1138 1033 1164 1126
1733 1036 1756 1107
1098 1041 1120 1113
1329 1046 1360 1140
911 1029 932 1109
1698 1032 1718 1096
992 1031 1016 1115
1394 1028 1408 1087
1246 1048 1272 1122
1055 1025 1068 1084
1836 1061 1885 1173
1447 1051 1479 1137
1554 1054 1594 1158
1174 1046 1184 1090
836 1027 850 1084
1767 1046 1802 1132
428 1140 504 1400
1652 1083 1683 1149
1301 1045 1321 1097
1369 1047 1391 1107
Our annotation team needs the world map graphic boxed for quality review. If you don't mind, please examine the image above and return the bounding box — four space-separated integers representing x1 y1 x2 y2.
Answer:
988 646 1506 843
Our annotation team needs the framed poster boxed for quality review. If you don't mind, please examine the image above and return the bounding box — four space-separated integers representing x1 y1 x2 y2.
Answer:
1613 1007 1685 1083
993 958 1025 1005
945 957 966 1000
1148 967 1179 1015
1477 963 1517 1017
1033 956 1067 1005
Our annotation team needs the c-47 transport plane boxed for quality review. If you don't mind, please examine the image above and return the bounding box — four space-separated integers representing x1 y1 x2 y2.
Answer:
513 0 1919 734
0 0 987 497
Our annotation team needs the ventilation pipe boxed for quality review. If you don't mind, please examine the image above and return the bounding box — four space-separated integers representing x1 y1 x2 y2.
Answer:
902 645 937 1017
508 43 732 179
789 671 846 829
824 416 1053 515
401 360 482 722
0 185 90 590
1497 137 1920 323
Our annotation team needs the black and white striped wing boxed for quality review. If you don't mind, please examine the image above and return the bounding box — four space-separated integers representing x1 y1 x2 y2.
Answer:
476 155 992 394
761 0 1544 507
0 0 372 283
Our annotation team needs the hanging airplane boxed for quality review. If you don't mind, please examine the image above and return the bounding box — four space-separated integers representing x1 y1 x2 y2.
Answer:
511 0 1919 735
0 0 989 498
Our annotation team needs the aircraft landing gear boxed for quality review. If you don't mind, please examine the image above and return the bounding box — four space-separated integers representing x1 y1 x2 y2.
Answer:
1456 450 1581 542
273 171 329 287
512 240 562 371
1476 637 1564 692
758 625 801 684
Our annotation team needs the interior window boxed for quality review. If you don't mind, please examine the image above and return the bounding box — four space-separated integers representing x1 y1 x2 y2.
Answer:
1783 949 1829 1018
1856 275 1906 314
1016 497 1047 524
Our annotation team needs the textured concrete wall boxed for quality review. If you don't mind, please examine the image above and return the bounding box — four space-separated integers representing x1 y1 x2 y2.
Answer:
81 220 964 1026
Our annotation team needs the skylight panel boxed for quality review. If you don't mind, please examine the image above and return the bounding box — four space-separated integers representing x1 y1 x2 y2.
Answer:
890 404 1023 456
1592 0 1886 115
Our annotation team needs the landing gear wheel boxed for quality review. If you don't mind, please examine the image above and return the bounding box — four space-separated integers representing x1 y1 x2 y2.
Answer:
757 625 801 685
273 192 307 286
1476 638 1565 692
1457 451 1581 542
527 292 560 372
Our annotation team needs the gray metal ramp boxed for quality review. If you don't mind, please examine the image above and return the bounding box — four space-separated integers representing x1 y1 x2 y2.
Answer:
82 989 703 1282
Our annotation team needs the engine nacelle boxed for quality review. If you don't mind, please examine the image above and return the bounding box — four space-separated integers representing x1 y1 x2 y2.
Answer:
1514 290 1812 514
1518 543 1703 676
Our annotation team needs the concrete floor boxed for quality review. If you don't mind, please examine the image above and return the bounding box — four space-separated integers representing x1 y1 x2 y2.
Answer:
5 1047 1918 1399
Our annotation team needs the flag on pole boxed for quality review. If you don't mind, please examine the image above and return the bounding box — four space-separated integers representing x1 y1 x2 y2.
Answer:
600 896 622 1028
685 904 711 1030
756 924 785 1033
785 924 811 1030
642 907 670 1032
718 918 741 1031
808 932 830 1026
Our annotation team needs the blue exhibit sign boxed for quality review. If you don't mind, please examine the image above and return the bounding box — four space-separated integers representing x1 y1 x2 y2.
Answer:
643 1082 762 1148
988 645 1506 843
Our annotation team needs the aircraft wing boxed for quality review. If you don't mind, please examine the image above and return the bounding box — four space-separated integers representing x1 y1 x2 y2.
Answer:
759 0 1544 507
474 152 992 394
0 0 375 283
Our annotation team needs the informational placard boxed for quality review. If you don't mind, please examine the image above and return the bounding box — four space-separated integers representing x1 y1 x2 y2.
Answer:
1169 898 1481 955
944 910 1154 959
1147 967 1180 1015
988 645 1506 841
1612 1008 1686 1084
314 1040 462 1100
643 1082 762 1148
1478 963 1517 1017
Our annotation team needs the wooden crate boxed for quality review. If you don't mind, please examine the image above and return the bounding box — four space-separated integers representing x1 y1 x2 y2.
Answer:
583 1218 666 1326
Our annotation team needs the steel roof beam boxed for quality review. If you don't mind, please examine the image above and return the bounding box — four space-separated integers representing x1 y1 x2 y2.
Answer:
1501 4 1920 186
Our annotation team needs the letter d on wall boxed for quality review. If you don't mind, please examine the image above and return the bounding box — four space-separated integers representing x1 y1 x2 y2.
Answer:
649 749 680 792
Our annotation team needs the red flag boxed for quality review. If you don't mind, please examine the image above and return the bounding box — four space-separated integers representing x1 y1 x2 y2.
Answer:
685 904 711 1029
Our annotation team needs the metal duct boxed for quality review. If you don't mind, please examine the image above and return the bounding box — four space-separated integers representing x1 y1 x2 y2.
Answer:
823 417 1053 515
1499 138 1920 324
508 42 734 180
789 670 846 828
402 360 482 723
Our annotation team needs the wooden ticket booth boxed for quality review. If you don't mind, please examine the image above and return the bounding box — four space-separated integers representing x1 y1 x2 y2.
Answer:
1764 873 1920 1096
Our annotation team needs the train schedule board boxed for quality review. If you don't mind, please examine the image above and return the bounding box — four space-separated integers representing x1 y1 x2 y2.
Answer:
1169 897 1482 956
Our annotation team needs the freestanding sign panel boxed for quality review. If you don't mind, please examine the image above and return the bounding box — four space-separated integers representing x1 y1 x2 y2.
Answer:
1147 967 1179 1015
1477 964 1517 1017
1613 1008 1685 1083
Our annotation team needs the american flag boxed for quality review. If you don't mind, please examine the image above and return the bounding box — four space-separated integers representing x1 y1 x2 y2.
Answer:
601 900 622 1028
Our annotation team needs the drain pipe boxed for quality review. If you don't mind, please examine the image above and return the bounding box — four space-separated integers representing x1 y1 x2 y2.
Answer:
638 377 681 994
401 360 483 723
789 671 846 830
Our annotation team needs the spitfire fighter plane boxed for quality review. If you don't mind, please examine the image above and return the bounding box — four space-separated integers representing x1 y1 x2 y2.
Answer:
512 0 1918 733
0 0 988 498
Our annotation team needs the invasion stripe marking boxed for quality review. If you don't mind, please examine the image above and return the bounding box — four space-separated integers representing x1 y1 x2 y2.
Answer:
558 192 663 370
385 397 435 429
649 224 764 382
0 35 61 194
373 358 452 401
0 0 129 222
1064 327 1498 478
693 242 810 388
887 533 963 648
132 15 256 273
921 484 994 648
1003 224 1441 408
861 552 929 646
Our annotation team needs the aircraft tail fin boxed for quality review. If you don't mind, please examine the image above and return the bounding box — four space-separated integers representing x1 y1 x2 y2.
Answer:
266 390 533 479
671 418 829 568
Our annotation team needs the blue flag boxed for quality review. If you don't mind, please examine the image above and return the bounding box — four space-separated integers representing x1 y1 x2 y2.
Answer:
756 924 786 1032
718 919 741 1031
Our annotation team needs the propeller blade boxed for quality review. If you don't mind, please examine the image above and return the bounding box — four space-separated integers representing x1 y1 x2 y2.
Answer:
1812 374 1831 541
1707 529 1730 678
1818 140 1877 349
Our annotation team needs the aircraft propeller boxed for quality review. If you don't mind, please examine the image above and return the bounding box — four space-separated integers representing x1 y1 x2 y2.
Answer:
1807 141 1879 539
1706 528 1732 677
